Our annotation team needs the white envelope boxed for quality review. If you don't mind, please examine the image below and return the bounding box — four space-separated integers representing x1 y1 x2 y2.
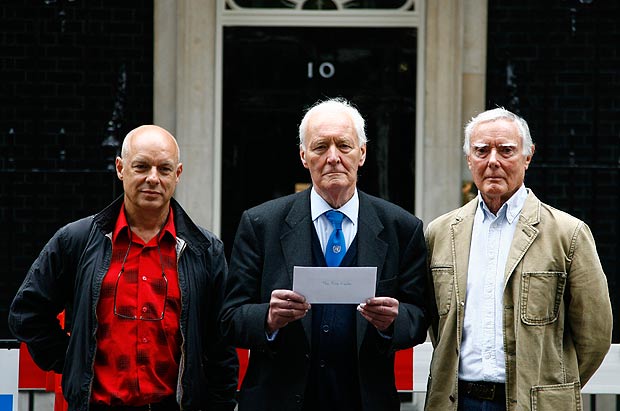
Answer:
292 266 377 304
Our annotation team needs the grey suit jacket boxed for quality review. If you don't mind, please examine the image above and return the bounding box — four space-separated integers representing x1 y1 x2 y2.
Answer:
220 188 428 411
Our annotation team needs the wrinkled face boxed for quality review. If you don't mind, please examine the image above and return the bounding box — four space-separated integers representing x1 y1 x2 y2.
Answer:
467 119 533 206
116 127 182 213
300 108 366 201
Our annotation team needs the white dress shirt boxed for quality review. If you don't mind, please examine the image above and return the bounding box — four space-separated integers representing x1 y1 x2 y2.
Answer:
459 185 528 383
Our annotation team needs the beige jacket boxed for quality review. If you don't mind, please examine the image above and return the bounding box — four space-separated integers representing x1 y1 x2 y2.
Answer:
424 191 612 411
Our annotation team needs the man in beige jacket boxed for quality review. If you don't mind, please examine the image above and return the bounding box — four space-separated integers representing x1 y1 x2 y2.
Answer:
424 108 612 411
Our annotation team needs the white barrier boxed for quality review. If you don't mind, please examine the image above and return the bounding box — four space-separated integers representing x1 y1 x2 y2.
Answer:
413 342 620 394
583 344 620 394
0 341 20 411
412 341 432 392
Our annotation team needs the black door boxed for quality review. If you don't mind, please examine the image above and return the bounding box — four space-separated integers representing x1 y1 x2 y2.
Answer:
222 26 417 258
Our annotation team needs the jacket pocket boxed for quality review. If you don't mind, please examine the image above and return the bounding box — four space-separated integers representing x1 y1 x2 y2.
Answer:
430 265 454 316
531 382 582 410
520 271 567 325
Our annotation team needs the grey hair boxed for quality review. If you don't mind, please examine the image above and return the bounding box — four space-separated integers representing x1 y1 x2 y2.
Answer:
463 107 534 156
120 125 181 162
298 98 367 151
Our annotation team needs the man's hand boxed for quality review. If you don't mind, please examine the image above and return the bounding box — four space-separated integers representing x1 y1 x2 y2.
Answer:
266 289 311 333
357 297 399 332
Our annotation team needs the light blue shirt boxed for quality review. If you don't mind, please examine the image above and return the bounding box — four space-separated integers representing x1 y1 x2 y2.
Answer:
310 187 359 253
459 185 528 383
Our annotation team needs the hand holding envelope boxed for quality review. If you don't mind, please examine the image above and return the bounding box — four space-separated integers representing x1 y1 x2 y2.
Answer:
357 297 400 332
266 289 311 333
292 266 398 332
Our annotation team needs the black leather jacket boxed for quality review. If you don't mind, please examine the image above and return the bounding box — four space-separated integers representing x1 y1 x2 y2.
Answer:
9 196 238 411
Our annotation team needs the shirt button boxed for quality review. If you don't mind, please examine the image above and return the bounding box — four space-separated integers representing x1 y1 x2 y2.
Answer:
142 306 148 313
142 337 148 343
142 276 147 281
322 325 329 333
319 360 326 368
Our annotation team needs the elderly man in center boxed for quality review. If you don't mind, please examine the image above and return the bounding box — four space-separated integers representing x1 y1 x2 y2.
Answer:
220 97 428 411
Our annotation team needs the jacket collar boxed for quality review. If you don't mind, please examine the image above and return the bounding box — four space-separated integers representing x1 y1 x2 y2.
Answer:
280 189 387 274
503 191 540 283
450 190 541 291
92 195 210 254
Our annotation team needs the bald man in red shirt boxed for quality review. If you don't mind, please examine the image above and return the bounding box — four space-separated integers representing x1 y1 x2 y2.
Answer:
10 125 238 411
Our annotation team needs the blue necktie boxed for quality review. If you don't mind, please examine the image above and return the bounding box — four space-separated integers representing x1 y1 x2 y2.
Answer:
325 210 346 267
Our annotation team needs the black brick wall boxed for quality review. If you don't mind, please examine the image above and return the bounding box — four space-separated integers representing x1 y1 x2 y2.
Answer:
0 0 153 339
486 0 620 341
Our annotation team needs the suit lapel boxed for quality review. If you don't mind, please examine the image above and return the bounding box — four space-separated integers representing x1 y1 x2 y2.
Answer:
280 190 315 346
281 191 314 278
504 192 540 286
355 192 388 349
451 200 477 309
356 193 387 274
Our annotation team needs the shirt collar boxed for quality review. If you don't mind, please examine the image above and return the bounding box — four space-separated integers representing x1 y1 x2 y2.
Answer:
113 203 176 244
310 187 359 226
477 184 528 224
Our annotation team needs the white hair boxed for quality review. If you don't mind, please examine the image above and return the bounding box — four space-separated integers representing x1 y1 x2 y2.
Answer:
463 107 534 156
298 98 367 151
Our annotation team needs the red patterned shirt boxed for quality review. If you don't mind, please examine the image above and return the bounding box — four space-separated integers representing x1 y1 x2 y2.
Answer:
91 205 181 406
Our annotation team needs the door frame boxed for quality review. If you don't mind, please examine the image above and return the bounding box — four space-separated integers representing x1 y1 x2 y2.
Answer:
154 1 487 233
213 0 426 235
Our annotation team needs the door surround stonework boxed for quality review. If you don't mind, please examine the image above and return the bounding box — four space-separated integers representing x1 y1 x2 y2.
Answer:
153 0 487 232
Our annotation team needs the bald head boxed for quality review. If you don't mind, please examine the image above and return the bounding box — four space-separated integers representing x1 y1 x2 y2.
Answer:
121 125 181 163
